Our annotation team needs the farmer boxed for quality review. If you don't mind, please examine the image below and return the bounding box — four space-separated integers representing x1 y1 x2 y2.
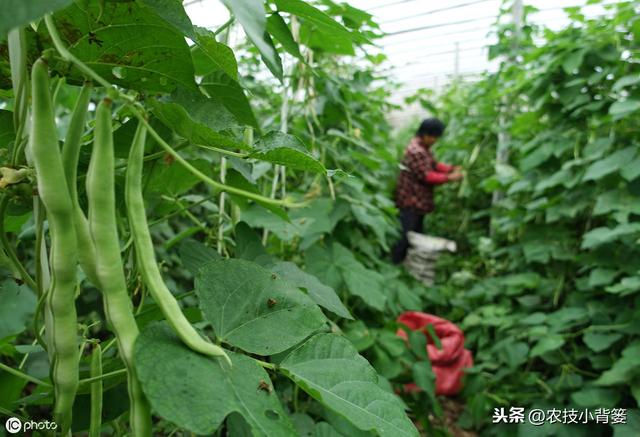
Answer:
391 118 463 264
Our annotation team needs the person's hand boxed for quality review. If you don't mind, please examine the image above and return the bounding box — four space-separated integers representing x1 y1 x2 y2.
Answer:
452 165 463 172
448 172 464 182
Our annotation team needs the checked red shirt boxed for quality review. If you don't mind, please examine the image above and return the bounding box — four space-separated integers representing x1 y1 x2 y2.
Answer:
395 137 453 214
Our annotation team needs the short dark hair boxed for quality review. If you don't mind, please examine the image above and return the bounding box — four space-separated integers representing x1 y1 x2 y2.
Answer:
416 118 446 137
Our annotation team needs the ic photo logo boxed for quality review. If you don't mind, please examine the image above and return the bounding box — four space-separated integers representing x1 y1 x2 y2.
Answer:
4 417 58 434
5 417 21 434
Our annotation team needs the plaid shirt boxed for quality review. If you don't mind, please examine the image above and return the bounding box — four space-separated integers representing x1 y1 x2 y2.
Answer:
395 137 450 214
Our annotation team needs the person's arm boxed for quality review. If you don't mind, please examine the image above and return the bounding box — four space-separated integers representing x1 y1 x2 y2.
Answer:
425 171 449 184
435 162 454 173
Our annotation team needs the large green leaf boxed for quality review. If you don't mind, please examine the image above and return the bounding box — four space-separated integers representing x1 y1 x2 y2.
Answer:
195 259 326 355
50 1 195 92
0 0 72 37
150 86 248 150
201 71 259 130
0 280 36 339
530 335 565 357
266 261 353 319
240 204 303 242
609 99 640 118
179 240 221 276
140 0 195 39
146 157 211 196
612 74 640 92
267 13 303 61
280 334 418 437
135 323 296 436
583 146 636 181
583 331 622 353
304 242 386 311
273 0 358 54
191 27 238 79
596 341 640 386
561 49 587 74
581 223 640 249
220 0 283 80
593 190 640 216
304 243 343 290
571 387 620 408
251 132 325 174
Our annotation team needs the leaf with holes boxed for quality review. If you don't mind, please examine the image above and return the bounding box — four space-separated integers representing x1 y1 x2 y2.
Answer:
49 1 195 92
195 259 326 355
135 323 296 436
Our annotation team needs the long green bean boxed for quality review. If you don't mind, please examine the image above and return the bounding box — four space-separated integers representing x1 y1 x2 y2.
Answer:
89 343 103 437
87 98 151 437
125 123 230 364
61 82 100 286
30 58 79 435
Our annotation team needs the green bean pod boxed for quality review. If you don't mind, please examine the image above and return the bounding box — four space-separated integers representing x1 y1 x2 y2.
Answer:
125 122 230 364
30 59 79 434
89 343 103 437
87 99 151 437
61 82 100 286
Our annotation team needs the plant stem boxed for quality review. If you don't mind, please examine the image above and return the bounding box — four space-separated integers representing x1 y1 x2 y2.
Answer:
133 110 307 208
254 359 277 370
0 362 52 387
193 143 248 158
78 368 127 386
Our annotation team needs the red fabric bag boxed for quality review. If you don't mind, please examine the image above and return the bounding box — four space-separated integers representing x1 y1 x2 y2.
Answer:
397 311 473 396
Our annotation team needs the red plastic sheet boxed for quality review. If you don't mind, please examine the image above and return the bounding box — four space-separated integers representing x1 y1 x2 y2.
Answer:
397 311 473 396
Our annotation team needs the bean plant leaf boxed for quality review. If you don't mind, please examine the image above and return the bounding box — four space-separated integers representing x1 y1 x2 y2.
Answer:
596 342 640 386
149 86 248 150
191 27 238 79
612 74 640 92
581 223 640 249
234 221 270 262
0 280 36 339
280 334 419 437
220 0 283 81
583 146 637 181
304 242 387 311
530 335 565 357
251 132 326 174
267 13 304 61
561 49 587 74
266 261 353 319
201 71 259 130
0 0 72 38
412 361 437 405
135 323 297 436
571 387 620 407
609 100 640 118
583 332 622 353
140 0 195 39
179 240 221 276
272 0 360 54
49 1 196 92
195 259 326 355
